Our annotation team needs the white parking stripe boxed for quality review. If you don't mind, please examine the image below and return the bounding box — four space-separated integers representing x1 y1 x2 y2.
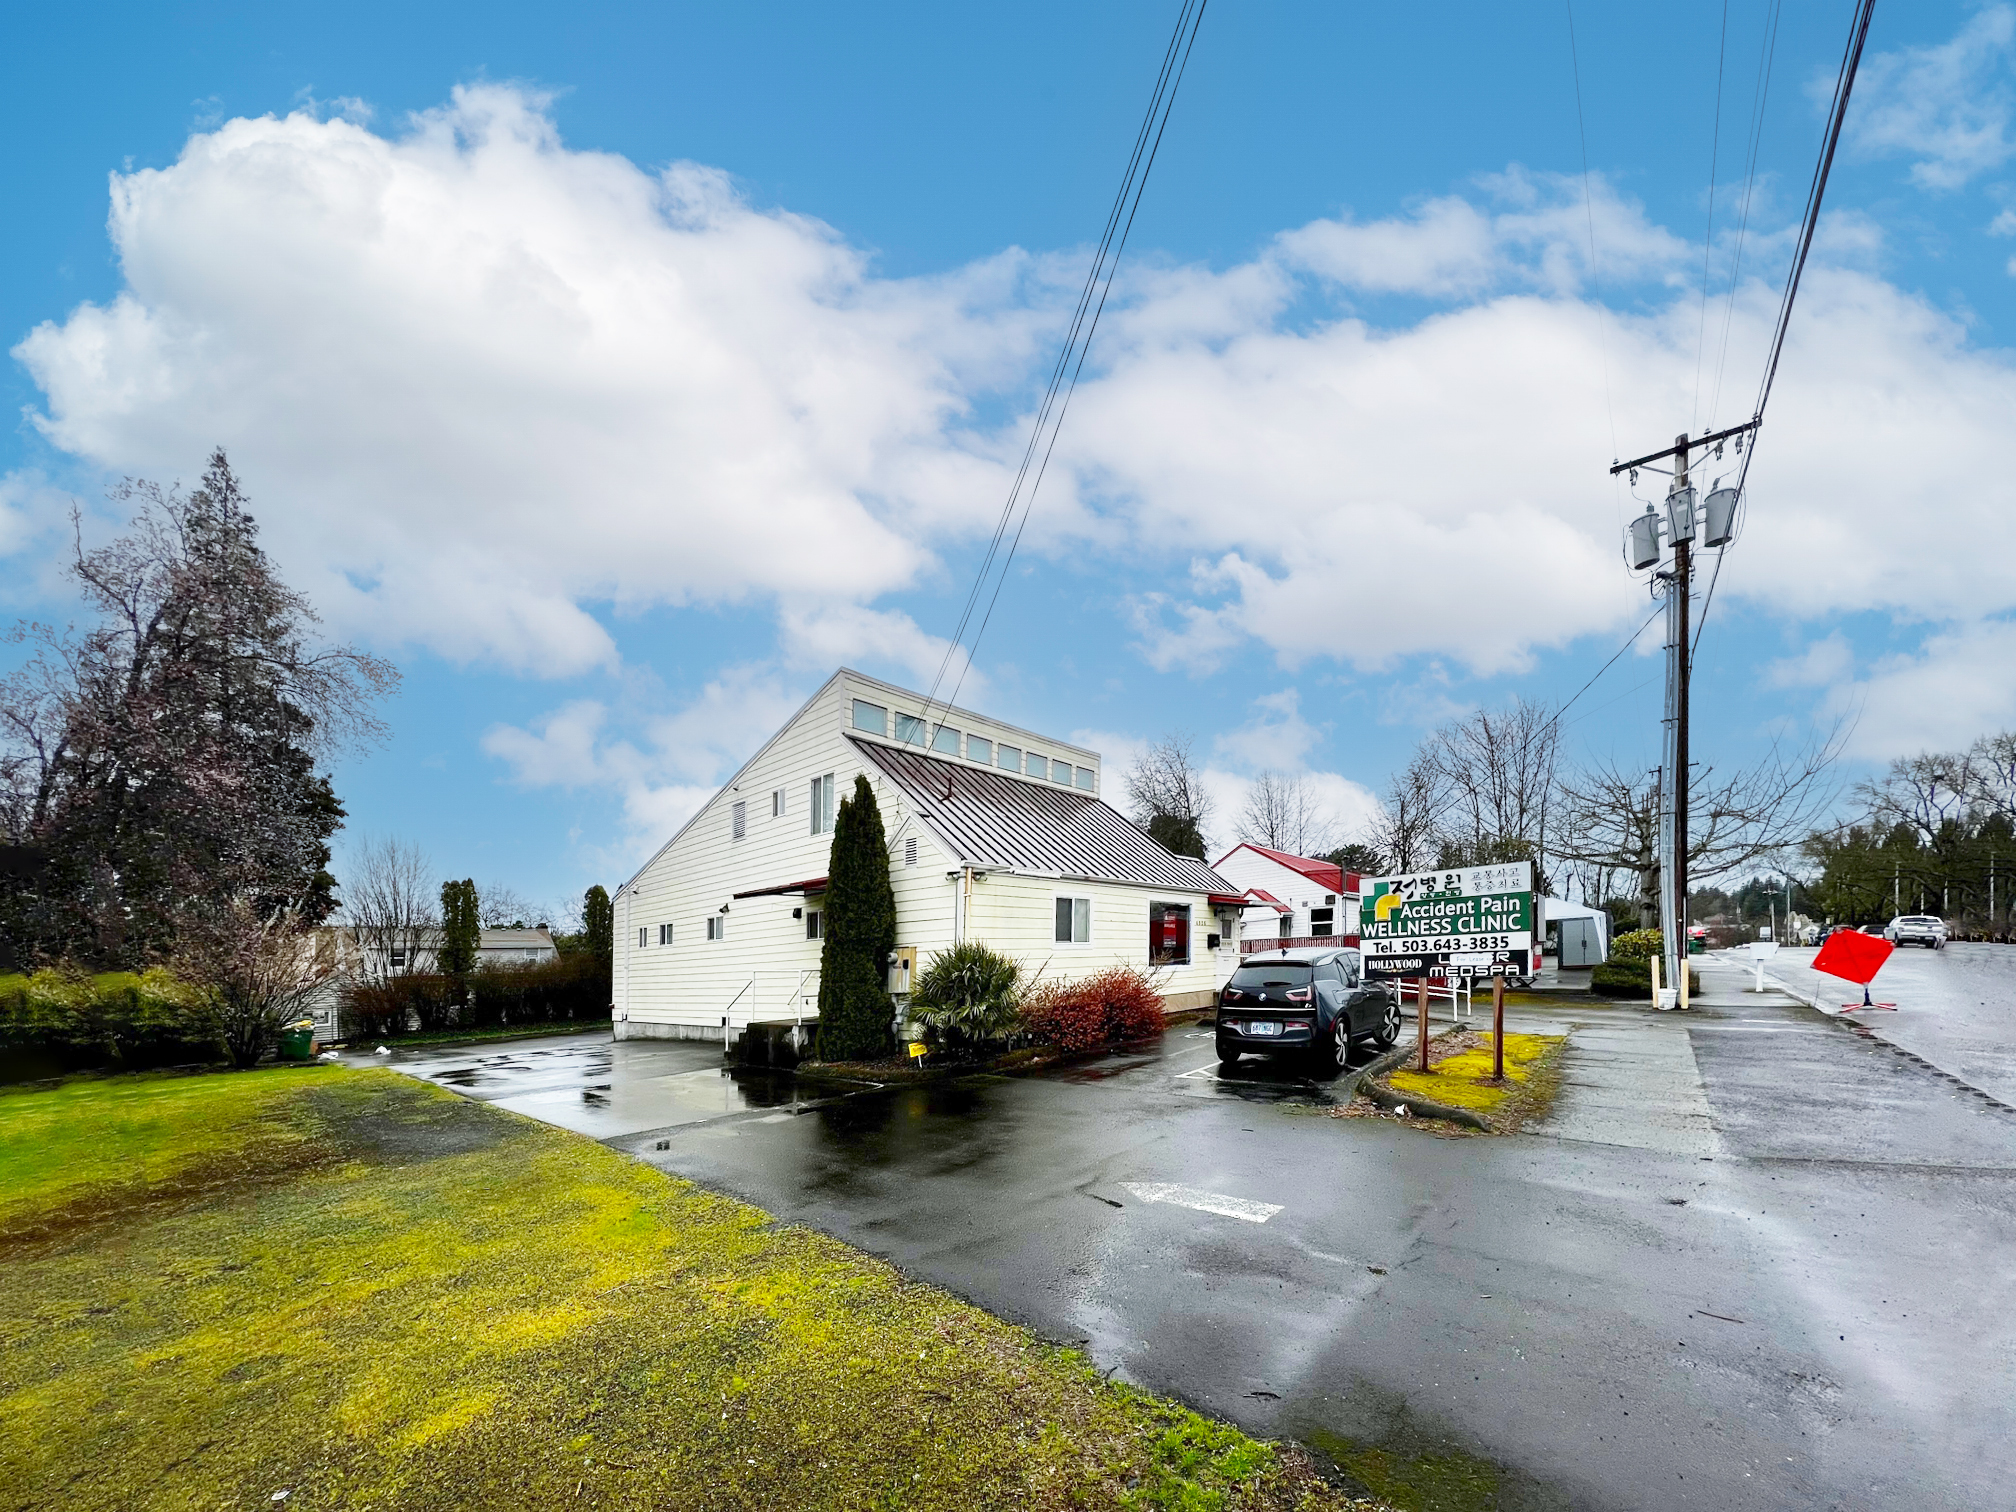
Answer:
1119 1183 1283 1223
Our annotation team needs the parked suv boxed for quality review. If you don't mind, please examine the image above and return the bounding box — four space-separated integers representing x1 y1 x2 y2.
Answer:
1884 915 1948 949
1215 948 1401 1073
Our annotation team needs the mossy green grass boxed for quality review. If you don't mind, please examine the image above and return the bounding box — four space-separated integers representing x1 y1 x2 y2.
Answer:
1382 1033 1565 1120
0 1067 1361 1511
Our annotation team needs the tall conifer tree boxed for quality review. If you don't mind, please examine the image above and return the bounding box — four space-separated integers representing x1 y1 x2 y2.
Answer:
815 774 896 1061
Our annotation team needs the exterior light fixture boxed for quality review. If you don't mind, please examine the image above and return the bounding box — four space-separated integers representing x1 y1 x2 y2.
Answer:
1627 506 1662 570
1702 486 1740 548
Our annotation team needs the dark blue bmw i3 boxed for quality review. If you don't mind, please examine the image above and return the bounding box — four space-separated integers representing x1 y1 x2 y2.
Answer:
1215 947 1401 1074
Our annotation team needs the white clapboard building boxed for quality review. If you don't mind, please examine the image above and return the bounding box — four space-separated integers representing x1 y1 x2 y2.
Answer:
1210 843 1362 954
612 669 1245 1042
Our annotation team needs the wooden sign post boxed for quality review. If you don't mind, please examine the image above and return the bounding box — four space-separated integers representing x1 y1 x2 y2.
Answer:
1492 974 1506 1082
1416 976 1430 1074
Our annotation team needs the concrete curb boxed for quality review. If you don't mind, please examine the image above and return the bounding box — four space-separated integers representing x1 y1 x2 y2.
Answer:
1351 1031 1495 1131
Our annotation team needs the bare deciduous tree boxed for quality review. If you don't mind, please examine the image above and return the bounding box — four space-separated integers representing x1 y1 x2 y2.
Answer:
341 836 436 982
1125 734 1214 860
1421 698 1561 881
1556 731 1841 929
175 902 336 1068
476 881 537 928
1366 748 1450 875
1238 771 1337 857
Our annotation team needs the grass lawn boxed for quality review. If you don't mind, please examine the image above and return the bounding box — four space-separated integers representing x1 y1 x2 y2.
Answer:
1382 1032 1567 1129
0 1066 1376 1511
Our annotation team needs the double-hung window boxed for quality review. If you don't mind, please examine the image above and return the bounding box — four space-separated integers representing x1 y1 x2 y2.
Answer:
658 923 674 946
1054 896 1091 944
1310 905 1334 937
771 788 786 818
809 773 836 834
706 916 725 941
731 800 747 840
805 909 823 940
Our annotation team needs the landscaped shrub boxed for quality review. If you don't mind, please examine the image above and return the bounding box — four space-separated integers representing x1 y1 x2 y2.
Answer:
340 953 611 1040
0 966 214 1082
1018 966 1165 1054
909 942 1022 1050
1589 956 1699 1000
1611 929 1663 962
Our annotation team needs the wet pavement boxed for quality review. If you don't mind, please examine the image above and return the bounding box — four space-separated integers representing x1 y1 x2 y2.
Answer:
1758 941 2016 1107
373 973 2016 1511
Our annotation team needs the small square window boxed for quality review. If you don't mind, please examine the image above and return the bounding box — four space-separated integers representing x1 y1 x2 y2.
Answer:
658 922 674 946
731 799 747 840
931 724 961 756
706 916 725 941
1050 762 1072 785
852 699 888 736
996 743 1022 772
1074 766 1095 791
967 736 992 764
772 788 786 818
894 713 925 745
904 835 917 867
1054 896 1091 944
805 910 823 940
1025 753 1048 779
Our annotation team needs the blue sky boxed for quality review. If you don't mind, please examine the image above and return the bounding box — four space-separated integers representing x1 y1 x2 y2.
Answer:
4 0 2014 916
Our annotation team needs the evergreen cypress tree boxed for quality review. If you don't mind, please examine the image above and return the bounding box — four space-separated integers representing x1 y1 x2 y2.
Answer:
815 774 897 1062
582 885 613 969
439 878 480 984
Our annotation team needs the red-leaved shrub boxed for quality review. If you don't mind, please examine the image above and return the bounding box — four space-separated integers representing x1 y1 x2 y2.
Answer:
1018 966 1165 1052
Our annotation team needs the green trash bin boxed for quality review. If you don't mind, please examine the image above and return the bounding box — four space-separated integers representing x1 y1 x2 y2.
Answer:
1688 935 1706 955
278 1019 317 1062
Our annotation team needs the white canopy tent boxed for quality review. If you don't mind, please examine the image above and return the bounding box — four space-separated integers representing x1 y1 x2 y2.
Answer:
1542 897 1611 967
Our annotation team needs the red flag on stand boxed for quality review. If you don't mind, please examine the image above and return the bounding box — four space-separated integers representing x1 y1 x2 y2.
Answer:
1812 929 1893 987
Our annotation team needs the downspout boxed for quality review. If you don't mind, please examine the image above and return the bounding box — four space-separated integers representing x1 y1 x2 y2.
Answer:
954 866 970 946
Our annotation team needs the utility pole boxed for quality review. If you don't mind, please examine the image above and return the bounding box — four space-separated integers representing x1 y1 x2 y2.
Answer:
1616 418 1753 1006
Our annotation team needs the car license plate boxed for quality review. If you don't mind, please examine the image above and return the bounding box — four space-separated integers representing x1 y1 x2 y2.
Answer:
1249 1021 1281 1036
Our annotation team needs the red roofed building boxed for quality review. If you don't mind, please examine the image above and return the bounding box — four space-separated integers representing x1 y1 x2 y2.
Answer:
1211 842 1363 954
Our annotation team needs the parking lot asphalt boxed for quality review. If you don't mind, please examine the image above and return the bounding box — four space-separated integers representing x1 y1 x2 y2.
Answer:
371 969 2016 1512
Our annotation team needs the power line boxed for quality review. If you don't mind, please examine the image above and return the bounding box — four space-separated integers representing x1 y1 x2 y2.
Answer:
1695 0 1876 656
1692 0 1731 432
915 0 1210 732
1562 0 1619 465
1708 0 1785 427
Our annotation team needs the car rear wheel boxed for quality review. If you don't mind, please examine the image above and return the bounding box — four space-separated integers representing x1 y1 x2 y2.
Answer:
1370 994 1402 1050
1216 1039 1241 1066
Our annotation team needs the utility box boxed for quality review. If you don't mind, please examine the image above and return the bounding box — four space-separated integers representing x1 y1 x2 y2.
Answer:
1558 915 1607 969
888 946 917 995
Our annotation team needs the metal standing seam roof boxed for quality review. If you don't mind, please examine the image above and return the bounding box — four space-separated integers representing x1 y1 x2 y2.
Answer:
850 736 1236 895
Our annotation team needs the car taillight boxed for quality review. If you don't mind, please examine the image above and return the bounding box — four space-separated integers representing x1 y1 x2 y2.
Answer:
1286 987 1312 1002
1223 988 1244 1001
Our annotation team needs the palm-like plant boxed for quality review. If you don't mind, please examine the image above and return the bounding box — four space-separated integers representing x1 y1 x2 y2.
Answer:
909 942 1023 1050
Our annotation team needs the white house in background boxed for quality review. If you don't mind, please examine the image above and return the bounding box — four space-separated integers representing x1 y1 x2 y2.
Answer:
612 669 1246 1043
302 925 560 1039
1211 843 1363 954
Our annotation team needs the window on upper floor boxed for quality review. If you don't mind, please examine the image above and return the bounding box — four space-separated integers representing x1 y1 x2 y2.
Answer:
809 773 836 834
931 724 961 756
1054 896 1091 944
1050 761 1072 785
658 922 674 945
805 909 823 940
706 916 725 941
638 927 648 949
1025 753 1048 780
967 736 993 764
894 713 925 745
731 800 747 840
996 743 1022 772
1075 766 1095 791
772 788 786 818
852 699 888 736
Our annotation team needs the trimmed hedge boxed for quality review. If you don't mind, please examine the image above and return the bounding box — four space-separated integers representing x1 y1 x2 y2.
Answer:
0 968 218 1082
340 953 610 1040
1589 956 1700 1000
